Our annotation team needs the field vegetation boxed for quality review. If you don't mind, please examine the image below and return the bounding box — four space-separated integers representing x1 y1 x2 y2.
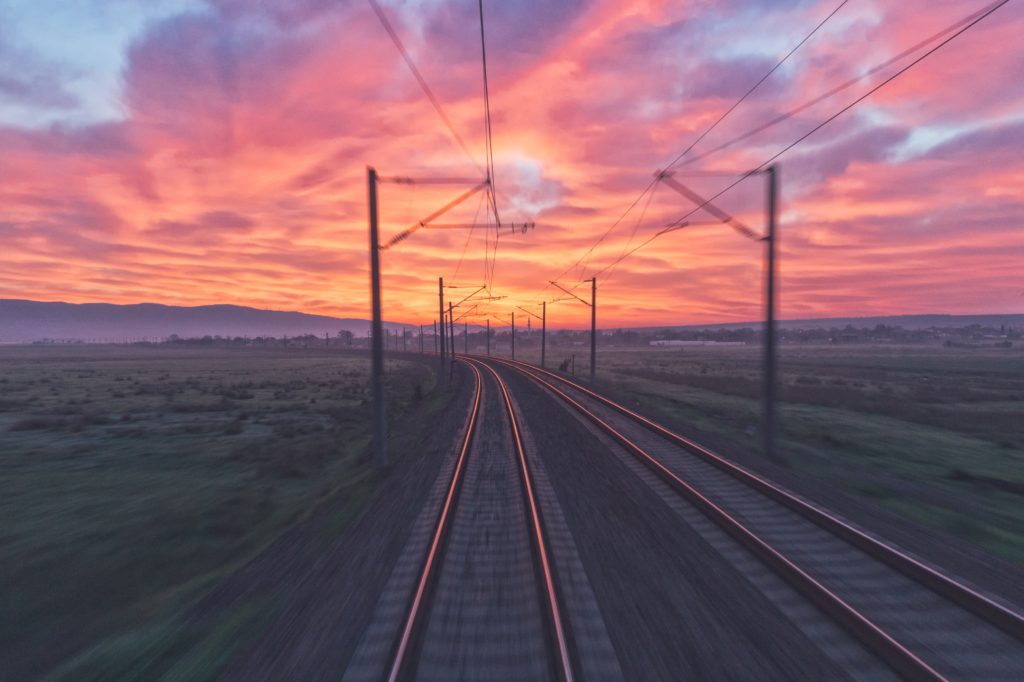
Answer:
0 344 437 680
517 342 1024 563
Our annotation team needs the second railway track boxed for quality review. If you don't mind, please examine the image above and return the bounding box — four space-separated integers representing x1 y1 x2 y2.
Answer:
487 355 1024 681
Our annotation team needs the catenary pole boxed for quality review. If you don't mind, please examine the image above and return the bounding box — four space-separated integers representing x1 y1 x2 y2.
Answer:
763 165 779 461
438 278 447 388
511 311 515 360
447 304 456 384
368 167 387 468
590 277 597 382
541 300 547 369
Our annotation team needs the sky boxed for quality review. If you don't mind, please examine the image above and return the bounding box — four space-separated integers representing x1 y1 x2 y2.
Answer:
1 0 1022 328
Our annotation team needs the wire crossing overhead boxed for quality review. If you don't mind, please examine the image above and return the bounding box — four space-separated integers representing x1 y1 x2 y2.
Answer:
477 0 499 228
538 0 1011 296
367 0 483 174
379 181 489 251
530 0 849 304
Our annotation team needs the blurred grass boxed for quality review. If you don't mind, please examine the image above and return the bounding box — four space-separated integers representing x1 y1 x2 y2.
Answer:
514 343 1024 563
0 345 437 680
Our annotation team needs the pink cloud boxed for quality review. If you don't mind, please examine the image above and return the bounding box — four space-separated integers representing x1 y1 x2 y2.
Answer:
0 0 1021 326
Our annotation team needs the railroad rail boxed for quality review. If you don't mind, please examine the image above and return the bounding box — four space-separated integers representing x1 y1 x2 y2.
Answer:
484 355 1024 681
385 358 575 681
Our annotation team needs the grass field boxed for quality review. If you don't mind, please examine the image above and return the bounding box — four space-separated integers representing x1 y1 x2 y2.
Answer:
513 341 1024 563
0 345 437 680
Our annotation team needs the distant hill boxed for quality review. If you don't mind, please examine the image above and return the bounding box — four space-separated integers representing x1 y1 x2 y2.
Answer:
0 299 416 343
639 313 1024 332
3 299 1020 343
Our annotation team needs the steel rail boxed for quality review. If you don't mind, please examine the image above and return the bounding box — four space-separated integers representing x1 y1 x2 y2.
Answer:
386 360 483 682
468 357 576 682
486 355 1024 643
487 356 946 681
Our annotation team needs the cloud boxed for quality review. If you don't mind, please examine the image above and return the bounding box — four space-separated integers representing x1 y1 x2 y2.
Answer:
0 32 80 112
0 0 1022 325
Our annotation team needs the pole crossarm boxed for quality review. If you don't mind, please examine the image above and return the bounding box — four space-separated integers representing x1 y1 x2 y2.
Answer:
515 305 543 321
380 180 488 250
452 305 478 322
421 223 494 230
377 176 485 185
549 280 592 307
452 285 486 308
657 171 761 241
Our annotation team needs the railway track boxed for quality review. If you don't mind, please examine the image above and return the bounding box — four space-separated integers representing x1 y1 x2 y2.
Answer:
486 355 1024 681
382 358 575 681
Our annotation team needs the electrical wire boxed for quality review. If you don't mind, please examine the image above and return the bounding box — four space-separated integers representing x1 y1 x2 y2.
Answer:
602 180 659 285
592 0 1012 281
663 0 849 172
676 0 1008 169
478 0 500 226
530 0 848 303
450 190 487 284
367 0 484 174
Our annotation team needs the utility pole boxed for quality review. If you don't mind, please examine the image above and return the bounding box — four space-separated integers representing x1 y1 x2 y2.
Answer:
447 304 456 382
549 279 596 378
464 320 468 354
763 165 779 462
511 311 515 360
438 277 447 388
420 325 424 353
487 319 491 356
448 302 455 359
541 301 547 369
590 277 597 382
403 329 407 352
657 166 780 461
433 320 437 354
367 167 387 469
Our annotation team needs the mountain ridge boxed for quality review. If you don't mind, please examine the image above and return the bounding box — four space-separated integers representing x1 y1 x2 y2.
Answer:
1 299 1021 343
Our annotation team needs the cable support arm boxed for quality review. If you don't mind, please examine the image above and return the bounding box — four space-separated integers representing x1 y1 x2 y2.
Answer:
657 171 762 240
380 181 488 250
515 305 544 321
549 280 593 307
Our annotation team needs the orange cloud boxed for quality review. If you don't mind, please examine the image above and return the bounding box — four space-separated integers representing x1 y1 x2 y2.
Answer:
1 0 1022 327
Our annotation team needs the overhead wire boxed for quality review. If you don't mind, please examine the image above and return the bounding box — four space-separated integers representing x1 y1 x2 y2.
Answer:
367 0 483 174
675 0 1008 169
450 190 487 284
591 0 1012 281
663 0 850 173
369 0 512 308
601 180 660 286
477 0 502 293
529 0 849 303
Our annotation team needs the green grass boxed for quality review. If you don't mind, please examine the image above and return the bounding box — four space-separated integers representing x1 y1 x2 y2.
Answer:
0 345 436 680
512 342 1024 563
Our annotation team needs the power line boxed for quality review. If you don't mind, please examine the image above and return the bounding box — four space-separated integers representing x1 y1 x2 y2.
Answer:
602 179 659 285
477 0 500 227
676 0 1008 169
367 0 484 174
663 0 850 173
593 0 1012 281
369 0 512 302
530 0 848 303
450 190 487 284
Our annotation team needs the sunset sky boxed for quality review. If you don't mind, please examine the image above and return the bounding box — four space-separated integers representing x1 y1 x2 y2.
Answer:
1 0 1022 328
